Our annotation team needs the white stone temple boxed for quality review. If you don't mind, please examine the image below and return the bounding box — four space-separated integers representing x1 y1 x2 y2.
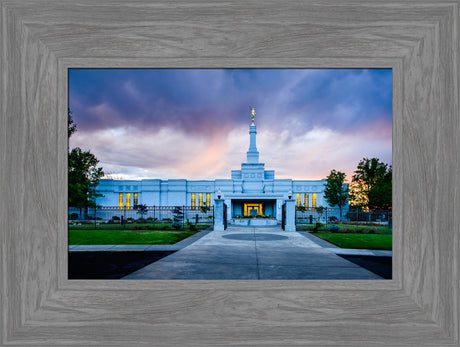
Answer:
95 109 347 226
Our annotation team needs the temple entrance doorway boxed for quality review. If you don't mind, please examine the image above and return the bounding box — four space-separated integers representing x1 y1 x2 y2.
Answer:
231 199 276 219
244 203 262 216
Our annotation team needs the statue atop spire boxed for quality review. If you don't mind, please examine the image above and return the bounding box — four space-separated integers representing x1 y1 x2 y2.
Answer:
250 106 255 123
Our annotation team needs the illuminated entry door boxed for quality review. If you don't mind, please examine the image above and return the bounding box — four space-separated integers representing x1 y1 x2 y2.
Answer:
244 203 263 216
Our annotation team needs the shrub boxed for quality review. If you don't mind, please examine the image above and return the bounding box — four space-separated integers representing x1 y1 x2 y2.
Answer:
69 213 79 220
296 205 306 212
200 205 211 213
313 222 323 232
112 216 120 221
329 225 340 233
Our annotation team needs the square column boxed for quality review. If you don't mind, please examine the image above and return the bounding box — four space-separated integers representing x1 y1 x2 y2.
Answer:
214 199 225 231
284 199 296 232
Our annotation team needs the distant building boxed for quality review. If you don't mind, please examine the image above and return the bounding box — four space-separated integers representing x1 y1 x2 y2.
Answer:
94 113 347 224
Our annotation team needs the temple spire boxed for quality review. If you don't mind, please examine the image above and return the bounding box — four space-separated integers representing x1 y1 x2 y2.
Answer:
247 107 259 163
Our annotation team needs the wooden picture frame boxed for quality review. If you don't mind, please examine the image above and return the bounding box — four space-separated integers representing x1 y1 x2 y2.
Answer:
1 1 458 345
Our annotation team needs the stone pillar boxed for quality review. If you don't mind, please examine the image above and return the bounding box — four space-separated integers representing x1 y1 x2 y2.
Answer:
214 199 225 231
284 199 296 232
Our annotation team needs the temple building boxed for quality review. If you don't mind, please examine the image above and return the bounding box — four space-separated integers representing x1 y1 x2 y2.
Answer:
95 109 347 224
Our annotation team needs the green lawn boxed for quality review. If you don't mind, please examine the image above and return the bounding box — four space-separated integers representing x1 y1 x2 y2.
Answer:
312 233 392 250
69 229 202 245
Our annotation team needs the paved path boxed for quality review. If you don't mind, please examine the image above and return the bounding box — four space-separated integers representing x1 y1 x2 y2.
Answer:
122 226 385 280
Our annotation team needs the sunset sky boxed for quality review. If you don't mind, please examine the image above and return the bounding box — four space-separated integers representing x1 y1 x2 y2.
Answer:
68 68 392 181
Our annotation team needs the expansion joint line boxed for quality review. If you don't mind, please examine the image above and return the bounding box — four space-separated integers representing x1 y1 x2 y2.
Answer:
253 227 261 279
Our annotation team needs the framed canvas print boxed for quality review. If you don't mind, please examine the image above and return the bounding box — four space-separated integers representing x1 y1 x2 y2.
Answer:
1 1 459 346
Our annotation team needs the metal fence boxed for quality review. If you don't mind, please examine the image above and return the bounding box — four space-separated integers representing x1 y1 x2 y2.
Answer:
69 205 214 224
295 207 392 229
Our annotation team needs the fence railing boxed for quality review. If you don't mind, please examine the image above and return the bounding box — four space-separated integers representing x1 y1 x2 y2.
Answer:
295 207 392 229
69 205 214 224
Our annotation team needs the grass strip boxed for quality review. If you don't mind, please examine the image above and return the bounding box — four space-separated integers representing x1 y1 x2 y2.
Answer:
312 233 392 250
69 229 201 245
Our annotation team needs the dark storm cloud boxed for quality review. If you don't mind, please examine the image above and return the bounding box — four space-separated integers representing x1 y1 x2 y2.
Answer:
69 68 391 137
70 69 251 134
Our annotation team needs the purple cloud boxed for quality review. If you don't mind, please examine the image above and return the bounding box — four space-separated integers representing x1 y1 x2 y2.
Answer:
69 68 392 180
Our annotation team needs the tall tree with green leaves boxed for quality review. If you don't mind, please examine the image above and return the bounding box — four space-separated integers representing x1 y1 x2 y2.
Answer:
68 110 104 214
368 165 392 209
351 158 391 210
324 170 349 221
68 147 104 208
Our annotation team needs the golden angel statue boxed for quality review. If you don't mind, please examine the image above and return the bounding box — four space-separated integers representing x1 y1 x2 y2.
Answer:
250 106 255 122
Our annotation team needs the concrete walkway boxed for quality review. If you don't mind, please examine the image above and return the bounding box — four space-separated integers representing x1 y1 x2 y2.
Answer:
122 226 385 280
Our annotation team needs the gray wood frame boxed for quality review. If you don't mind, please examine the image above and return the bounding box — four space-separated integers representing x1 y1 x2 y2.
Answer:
1 1 459 345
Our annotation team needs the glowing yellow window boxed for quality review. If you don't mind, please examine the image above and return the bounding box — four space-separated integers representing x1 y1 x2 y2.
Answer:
126 193 131 210
312 193 317 209
191 193 196 209
133 192 138 206
296 193 301 206
198 193 203 207
118 193 123 210
206 193 211 207
304 193 309 209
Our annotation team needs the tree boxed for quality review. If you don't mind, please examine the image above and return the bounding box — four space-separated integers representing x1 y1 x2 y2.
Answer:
324 170 349 221
315 206 325 221
348 181 368 209
136 204 148 220
172 206 184 230
68 110 104 213
200 204 211 214
351 158 391 210
68 147 104 209
368 166 392 209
